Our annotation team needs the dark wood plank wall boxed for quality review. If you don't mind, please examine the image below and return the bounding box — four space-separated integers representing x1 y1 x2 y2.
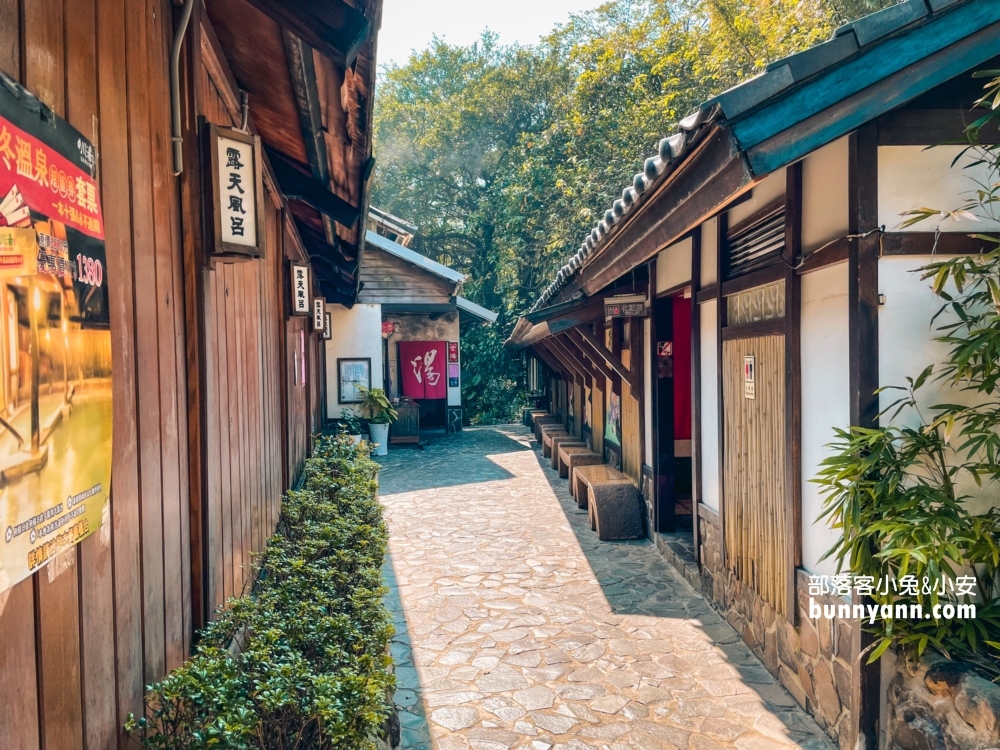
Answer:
0 0 189 746
358 247 455 305
196 22 287 611
0 3 306 747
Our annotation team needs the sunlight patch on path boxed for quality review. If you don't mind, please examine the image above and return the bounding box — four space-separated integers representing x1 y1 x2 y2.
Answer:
380 426 834 750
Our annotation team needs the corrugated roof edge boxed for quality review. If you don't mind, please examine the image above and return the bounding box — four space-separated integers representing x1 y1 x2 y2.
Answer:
364 229 466 285
457 295 499 324
523 0 975 317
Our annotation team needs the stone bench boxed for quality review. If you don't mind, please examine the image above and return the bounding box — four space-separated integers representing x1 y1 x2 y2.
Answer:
533 416 561 441
549 438 584 470
572 464 631 509
526 409 550 428
557 444 601 479
580 467 644 540
540 426 569 458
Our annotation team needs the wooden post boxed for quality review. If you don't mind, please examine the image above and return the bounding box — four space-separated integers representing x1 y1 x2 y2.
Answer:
848 123 881 750
783 161 803 623
690 228 702 561
716 213 727 568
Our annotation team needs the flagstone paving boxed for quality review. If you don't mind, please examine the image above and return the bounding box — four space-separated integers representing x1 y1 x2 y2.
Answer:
378 426 835 750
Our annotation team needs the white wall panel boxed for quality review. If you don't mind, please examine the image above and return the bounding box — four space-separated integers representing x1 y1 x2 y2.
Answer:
879 146 1000 233
325 303 383 419
699 299 720 511
802 137 849 253
800 264 849 575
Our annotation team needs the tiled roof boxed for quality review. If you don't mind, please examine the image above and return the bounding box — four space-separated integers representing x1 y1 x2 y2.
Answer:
527 0 974 314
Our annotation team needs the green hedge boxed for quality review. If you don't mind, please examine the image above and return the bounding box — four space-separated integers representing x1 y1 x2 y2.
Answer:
127 434 395 749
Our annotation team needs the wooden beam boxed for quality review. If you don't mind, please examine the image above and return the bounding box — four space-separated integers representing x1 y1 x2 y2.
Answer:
848 123 881 750
537 340 573 383
529 343 563 382
576 325 638 394
783 161 803 624
548 336 590 382
690 228 702 560
245 0 371 68
265 147 361 227
565 329 615 384
881 231 999 256
877 108 1000 146
556 334 599 385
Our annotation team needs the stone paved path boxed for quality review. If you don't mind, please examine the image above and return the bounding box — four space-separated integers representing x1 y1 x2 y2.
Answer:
379 426 834 750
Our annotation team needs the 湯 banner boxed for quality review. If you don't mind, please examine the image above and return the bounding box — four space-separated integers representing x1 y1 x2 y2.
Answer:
0 75 111 594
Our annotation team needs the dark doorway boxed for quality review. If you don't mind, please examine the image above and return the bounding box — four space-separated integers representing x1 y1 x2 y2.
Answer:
653 293 693 533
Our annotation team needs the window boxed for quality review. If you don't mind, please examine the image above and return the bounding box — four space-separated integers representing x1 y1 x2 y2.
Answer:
726 279 785 326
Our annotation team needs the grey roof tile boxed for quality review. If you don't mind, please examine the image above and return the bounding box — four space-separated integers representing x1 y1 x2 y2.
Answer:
704 64 794 119
765 31 859 81
834 0 928 47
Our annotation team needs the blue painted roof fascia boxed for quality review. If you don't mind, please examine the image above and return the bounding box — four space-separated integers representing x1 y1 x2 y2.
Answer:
729 0 1000 153
744 15 1000 175
364 229 466 285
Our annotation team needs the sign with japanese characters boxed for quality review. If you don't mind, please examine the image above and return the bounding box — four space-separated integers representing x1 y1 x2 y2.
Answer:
447 341 459 363
206 124 264 257
323 312 332 341
743 355 755 399
605 293 647 319
313 297 325 333
291 263 310 315
0 79 111 595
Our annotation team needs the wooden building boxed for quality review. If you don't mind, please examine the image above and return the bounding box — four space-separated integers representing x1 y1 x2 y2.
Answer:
328 215 497 435
508 1 1000 747
0 1 381 748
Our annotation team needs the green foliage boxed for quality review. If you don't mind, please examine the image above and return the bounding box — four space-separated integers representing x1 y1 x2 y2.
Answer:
372 0 899 423
126 434 394 749
814 72 1000 678
357 385 398 424
338 409 365 436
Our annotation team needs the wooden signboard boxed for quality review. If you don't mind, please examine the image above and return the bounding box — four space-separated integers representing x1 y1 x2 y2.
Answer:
313 297 326 333
605 293 647 319
323 312 333 340
291 262 310 315
205 124 265 258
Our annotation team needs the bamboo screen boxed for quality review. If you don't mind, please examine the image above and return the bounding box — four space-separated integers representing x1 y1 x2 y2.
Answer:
621 347 642 487
722 334 788 616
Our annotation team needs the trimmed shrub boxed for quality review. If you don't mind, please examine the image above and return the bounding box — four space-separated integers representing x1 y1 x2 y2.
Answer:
126 434 395 749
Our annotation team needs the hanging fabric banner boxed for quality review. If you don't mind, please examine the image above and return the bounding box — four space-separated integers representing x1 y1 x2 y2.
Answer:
0 75 111 594
399 341 447 400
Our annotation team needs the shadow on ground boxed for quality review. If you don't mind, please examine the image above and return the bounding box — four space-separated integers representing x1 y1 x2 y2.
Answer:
375 427 527 495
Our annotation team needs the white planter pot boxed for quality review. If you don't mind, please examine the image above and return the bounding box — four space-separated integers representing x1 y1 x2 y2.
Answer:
368 423 390 456
349 434 362 446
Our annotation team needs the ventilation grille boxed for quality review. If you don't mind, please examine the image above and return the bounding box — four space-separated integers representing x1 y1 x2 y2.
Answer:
726 206 785 278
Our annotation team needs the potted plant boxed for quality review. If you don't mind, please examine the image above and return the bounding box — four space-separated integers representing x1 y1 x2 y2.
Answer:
357 385 397 456
338 409 364 445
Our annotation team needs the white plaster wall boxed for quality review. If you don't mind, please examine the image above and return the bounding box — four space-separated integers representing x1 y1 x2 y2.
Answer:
800 263 850 575
879 257 994 515
802 136 849 253
325 303 383 419
699 299 720 511
728 169 786 227
879 146 1000 233
644 317 653 467
656 236 692 293
700 217 718 286
384 312 462 406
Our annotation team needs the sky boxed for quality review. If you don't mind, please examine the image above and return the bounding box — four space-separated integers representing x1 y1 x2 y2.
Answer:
376 0 606 68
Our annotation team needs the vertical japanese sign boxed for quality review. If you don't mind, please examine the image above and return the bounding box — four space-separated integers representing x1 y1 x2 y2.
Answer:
206 124 264 257
447 341 458 363
744 355 755 400
323 312 332 341
291 263 310 315
0 77 111 594
312 297 325 333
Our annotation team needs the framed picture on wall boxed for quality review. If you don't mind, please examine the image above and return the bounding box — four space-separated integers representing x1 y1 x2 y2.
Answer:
338 358 372 404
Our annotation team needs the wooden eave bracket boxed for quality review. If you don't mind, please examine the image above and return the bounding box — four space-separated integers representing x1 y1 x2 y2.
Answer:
266 146 362 227
572 326 640 397
246 0 371 68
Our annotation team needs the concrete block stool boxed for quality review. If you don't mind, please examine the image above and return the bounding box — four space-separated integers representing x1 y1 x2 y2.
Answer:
573 464 631 509
540 426 569 458
559 445 601 480
534 416 561 442
549 437 584 470
588 481 644 540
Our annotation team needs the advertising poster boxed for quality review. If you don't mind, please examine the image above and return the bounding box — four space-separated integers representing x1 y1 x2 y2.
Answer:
0 79 111 594
605 390 621 446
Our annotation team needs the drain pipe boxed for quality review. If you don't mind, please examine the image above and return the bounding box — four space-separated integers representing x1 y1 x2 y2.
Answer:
171 0 197 175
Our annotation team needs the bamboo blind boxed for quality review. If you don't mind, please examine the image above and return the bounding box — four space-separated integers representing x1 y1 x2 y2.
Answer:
722 334 788 616
621 348 642 487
